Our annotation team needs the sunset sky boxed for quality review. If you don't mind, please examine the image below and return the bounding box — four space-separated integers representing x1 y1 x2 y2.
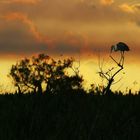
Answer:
0 0 140 92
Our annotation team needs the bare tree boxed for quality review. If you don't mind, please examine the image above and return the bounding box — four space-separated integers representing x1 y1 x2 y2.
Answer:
98 42 129 95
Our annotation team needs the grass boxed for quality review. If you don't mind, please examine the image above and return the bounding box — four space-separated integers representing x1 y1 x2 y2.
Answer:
0 92 140 140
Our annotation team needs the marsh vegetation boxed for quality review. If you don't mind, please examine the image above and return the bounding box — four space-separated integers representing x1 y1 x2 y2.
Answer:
1 50 140 140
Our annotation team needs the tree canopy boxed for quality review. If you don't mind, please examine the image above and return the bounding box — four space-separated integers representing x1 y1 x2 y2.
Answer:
9 54 83 94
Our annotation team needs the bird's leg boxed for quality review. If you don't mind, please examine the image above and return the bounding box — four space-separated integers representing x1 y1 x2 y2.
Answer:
121 51 124 66
119 51 124 67
118 52 122 66
118 52 122 67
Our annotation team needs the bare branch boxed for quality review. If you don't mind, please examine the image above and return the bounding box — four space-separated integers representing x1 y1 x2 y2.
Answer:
98 42 129 94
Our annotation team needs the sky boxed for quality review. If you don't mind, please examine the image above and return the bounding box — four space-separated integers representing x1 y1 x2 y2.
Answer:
0 0 140 92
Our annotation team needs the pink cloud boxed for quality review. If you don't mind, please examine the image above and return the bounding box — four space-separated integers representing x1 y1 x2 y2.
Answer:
3 12 53 47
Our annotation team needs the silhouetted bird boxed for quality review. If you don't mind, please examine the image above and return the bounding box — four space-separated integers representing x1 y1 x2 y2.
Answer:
111 42 129 53
110 42 130 66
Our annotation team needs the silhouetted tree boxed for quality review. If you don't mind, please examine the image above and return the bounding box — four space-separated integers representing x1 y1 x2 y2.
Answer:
98 42 129 95
9 54 83 94
45 58 83 94
9 54 49 93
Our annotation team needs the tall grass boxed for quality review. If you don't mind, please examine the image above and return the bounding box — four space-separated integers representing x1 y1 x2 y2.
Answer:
0 91 140 140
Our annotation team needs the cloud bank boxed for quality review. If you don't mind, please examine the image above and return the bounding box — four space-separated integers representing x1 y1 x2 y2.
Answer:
0 0 140 58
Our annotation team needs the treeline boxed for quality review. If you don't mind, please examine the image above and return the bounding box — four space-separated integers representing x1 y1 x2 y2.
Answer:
8 53 137 95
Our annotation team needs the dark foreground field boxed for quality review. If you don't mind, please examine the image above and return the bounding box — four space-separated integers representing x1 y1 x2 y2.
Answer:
0 92 140 140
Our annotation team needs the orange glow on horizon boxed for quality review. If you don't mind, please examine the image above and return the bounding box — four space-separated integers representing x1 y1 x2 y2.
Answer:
0 53 139 93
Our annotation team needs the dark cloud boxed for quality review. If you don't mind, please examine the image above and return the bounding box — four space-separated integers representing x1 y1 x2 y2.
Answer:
0 0 139 58
0 21 48 55
0 18 91 56
53 43 81 55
